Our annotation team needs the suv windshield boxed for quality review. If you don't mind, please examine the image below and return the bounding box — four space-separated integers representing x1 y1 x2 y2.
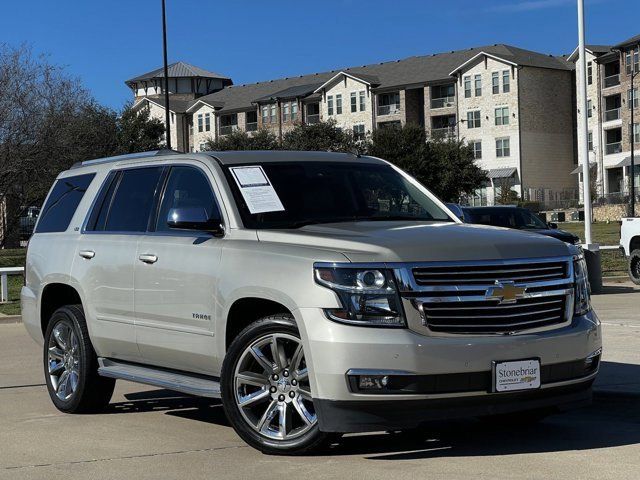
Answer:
224 161 453 229
465 208 548 230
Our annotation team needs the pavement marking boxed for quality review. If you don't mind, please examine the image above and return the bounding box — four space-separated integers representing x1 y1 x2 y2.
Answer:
4 444 249 471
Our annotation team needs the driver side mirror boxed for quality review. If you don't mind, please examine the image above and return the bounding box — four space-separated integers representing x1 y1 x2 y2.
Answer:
547 222 558 229
167 207 224 237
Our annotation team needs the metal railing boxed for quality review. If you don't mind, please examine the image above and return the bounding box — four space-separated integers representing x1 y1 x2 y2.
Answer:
603 74 620 88
0 267 23 303
377 104 401 116
245 122 258 132
605 141 622 155
604 108 621 121
306 114 320 124
430 127 456 139
430 96 455 109
219 125 239 136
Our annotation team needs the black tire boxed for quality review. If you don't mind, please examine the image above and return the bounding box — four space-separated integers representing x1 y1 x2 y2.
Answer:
629 249 640 285
43 305 115 413
221 314 330 455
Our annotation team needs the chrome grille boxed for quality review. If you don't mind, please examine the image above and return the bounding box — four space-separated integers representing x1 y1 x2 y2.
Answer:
421 295 567 334
412 261 567 286
399 257 574 335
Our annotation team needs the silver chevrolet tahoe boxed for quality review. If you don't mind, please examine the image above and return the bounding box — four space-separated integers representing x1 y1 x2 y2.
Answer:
22 150 601 455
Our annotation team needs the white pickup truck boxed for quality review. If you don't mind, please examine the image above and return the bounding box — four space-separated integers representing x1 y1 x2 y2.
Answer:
620 217 640 284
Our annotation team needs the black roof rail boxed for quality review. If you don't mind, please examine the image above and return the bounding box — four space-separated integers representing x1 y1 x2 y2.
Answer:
70 149 180 169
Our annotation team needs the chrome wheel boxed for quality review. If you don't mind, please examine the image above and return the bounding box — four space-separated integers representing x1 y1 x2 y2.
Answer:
47 321 80 401
234 333 317 441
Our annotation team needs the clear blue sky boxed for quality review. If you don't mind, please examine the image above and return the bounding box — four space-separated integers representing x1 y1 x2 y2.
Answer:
2 0 638 110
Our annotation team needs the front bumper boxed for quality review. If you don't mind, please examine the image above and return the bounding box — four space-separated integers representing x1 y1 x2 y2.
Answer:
296 307 601 431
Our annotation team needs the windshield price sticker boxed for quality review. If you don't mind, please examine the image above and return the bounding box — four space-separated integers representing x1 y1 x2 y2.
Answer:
230 166 285 214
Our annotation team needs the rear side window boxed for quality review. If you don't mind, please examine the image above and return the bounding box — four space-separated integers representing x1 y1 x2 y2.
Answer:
35 173 95 233
88 167 163 233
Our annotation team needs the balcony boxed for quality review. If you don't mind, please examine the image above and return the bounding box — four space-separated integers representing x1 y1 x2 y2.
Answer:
246 122 258 132
306 114 320 124
220 125 239 136
605 141 622 155
604 74 620 88
430 96 455 109
604 108 621 122
377 104 401 116
430 126 456 139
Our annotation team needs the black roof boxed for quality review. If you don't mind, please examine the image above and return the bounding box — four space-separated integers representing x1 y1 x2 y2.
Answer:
126 61 232 84
206 150 382 166
615 34 640 49
191 44 572 113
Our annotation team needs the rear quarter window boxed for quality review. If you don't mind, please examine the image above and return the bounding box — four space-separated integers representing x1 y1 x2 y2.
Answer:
35 173 95 233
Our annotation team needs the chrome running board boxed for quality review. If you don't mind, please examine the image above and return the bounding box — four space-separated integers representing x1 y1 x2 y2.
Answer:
98 358 221 398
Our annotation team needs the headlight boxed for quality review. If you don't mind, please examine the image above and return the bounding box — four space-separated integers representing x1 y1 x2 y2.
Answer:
574 255 591 316
314 266 406 327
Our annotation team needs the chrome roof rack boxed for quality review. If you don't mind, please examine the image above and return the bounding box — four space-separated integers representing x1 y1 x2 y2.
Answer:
70 149 180 169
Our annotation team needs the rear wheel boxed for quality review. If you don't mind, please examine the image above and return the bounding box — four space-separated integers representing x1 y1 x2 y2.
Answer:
629 249 640 285
221 315 329 455
43 305 115 413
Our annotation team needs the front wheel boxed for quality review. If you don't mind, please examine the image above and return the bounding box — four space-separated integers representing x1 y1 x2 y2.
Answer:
629 249 640 285
221 315 330 455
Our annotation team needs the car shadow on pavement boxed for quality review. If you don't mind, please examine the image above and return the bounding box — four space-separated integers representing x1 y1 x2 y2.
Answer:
595 284 638 295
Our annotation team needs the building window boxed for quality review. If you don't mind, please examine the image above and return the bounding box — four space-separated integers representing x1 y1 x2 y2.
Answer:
495 106 509 126
587 61 593 85
474 74 482 96
359 91 366 111
327 95 334 116
282 103 290 122
492 72 499 94
502 70 510 93
588 131 593 151
467 110 481 128
204 113 210 132
270 104 276 123
336 94 343 115
291 103 298 121
189 120 193 136
199 142 205 152
628 88 639 109
464 76 471 98
261 105 269 124
246 111 258 131
351 92 357 113
471 140 482 159
626 46 640 75
170 112 175 124
496 137 511 157
197 114 203 133
630 123 640 144
587 99 592 118
353 124 365 141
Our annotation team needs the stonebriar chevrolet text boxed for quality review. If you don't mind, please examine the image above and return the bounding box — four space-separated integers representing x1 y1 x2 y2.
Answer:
22 150 601 455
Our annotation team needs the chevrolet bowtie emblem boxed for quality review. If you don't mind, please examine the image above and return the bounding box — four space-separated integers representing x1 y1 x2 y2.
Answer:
486 281 526 304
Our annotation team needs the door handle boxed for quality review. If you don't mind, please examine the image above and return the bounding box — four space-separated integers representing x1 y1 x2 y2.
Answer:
79 250 95 259
139 254 158 264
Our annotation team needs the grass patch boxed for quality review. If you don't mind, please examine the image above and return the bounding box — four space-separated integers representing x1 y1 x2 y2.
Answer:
557 222 627 276
0 248 25 315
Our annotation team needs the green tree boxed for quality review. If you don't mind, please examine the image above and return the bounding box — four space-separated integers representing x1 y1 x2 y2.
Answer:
281 120 362 153
115 102 165 154
368 124 487 202
205 128 279 151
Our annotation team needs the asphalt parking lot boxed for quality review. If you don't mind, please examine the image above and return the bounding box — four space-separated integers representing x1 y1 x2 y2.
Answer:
1 283 639 480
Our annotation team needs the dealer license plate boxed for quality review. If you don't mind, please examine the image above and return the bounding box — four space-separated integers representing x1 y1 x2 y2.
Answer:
493 359 541 392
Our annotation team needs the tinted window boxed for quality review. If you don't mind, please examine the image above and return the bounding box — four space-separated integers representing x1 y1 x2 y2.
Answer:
465 209 547 230
156 166 219 232
35 173 95 233
225 162 452 229
104 167 162 232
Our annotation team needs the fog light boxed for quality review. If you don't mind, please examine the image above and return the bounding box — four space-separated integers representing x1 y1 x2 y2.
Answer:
358 375 389 390
585 348 602 370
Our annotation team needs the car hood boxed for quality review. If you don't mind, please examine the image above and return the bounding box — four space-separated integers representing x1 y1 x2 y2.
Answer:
256 221 571 263
530 229 580 244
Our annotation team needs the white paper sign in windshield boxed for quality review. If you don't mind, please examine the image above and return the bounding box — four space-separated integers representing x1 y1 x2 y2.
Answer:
230 166 285 214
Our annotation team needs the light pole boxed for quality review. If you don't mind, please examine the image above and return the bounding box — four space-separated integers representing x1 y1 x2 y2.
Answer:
630 63 639 217
161 0 172 150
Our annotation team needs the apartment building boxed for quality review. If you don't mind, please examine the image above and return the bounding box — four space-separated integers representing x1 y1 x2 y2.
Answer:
126 44 577 205
569 34 640 201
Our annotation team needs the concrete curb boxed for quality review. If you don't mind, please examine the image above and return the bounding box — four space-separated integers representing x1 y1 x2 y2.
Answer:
0 315 21 324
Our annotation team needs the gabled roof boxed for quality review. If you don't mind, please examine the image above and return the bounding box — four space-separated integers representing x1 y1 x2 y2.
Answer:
566 44 613 62
187 44 571 113
126 61 231 84
312 71 380 93
615 34 640 49
253 83 323 103
186 98 225 113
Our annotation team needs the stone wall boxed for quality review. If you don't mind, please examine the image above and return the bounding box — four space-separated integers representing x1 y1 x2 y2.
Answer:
593 203 640 222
